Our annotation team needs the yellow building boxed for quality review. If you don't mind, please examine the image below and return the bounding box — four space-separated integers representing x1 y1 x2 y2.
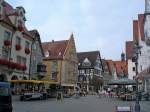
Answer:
42 34 78 90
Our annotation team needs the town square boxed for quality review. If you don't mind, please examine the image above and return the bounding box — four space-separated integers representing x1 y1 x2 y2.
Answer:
0 0 149 112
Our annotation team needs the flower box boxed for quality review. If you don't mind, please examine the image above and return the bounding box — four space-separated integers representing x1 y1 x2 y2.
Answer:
21 65 27 71
25 48 30 54
4 40 11 46
15 44 22 51
15 63 22 70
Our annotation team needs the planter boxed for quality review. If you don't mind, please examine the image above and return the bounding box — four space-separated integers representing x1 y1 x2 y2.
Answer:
8 62 16 69
21 65 27 71
4 40 11 46
15 63 22 70
15 44 22 51
25 48 30 54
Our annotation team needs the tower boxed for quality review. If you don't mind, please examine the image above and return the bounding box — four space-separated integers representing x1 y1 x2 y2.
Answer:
121 52 125 61
145 0 150 45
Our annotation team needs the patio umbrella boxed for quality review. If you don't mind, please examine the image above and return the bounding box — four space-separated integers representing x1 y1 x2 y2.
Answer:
108 78 136 85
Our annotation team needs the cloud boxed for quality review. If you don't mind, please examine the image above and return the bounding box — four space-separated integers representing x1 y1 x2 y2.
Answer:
7 0 144 60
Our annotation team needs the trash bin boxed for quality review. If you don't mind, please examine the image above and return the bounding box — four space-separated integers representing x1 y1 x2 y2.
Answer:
115 106 132 112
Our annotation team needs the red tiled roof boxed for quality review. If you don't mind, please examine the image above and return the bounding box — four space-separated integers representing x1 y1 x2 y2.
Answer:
77 51 100 66
138 14 145 41
133 20 140 42
106 60 114 76
113 61 128 77
42 40 68 60
126 41 134 59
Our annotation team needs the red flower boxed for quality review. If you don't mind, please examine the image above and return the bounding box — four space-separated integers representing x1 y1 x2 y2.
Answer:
15 63 22 70
15 44 22 51
4 40 11 46
25 48 30 54
8 62 16 69
21 65 27 71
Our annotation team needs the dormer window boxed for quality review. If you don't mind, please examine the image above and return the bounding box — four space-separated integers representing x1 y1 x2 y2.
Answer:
82 58 91 67
45 51 49 57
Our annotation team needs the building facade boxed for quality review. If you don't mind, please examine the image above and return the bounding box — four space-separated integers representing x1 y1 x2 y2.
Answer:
29 30 46 80
42 34 78 91
0 1 33 81
77 51 103 92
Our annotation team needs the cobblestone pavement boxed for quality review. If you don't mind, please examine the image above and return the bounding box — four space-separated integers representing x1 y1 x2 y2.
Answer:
12 95 150 112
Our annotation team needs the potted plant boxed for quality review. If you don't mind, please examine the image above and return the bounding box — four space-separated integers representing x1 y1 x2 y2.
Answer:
4 40 11 46
25 48 30 54
15 44 22 51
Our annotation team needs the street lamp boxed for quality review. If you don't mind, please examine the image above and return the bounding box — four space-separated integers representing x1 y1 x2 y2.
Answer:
132 42 142 112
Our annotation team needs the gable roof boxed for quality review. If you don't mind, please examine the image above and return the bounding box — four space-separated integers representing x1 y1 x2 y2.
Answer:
42 40 68 60
133 20 140 42
0 1 33 40
113 61 128 77
29 30 44 56
77 51 100 66
138 14 145 41
106 60 114 76
133 14 145 43
126 41 134 59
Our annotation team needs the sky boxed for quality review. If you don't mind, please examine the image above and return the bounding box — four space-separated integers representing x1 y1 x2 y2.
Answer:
7 0 144 60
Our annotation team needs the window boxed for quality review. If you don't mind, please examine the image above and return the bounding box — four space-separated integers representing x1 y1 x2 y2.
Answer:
140 65 142 71
4 31 11 40
51 72 57 80
132 67 135 71
17 56 21 64
2 49 9 60
25 41 30 48
22 57 26 65
16 36 21 45
51 61 58 80
33 43 37 50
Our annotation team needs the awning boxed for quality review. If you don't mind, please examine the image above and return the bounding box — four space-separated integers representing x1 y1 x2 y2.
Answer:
108 78 136 85
9 80 59 84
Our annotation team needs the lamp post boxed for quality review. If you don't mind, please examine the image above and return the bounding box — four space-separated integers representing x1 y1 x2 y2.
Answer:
132 42 142 112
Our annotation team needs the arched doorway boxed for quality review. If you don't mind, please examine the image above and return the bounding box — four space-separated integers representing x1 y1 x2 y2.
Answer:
22 77 27 80
11 75 18 80
0 74 7 82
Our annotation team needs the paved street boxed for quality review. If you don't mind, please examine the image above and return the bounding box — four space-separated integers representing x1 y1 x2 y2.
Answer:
12 95 150 112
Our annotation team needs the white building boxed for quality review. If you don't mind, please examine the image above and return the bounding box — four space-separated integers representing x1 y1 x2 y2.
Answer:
0 0 33 81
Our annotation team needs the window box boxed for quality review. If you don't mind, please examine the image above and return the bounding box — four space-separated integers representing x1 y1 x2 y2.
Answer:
8 62 16 69
15 44 22 51
0 59 9 66
4 40 11 46
25 48 30 54
21 65 27 71
15 63 22 70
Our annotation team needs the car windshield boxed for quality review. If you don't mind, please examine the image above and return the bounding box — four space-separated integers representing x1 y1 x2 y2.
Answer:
0 86 9 96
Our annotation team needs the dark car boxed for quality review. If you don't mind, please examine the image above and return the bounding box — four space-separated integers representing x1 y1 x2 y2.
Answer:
0 82 12 112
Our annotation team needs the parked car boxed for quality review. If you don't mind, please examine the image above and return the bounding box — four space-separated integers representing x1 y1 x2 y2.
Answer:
20 92 44 101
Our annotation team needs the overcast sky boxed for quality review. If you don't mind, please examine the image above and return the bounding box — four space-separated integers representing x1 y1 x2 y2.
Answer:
7 0 144 60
